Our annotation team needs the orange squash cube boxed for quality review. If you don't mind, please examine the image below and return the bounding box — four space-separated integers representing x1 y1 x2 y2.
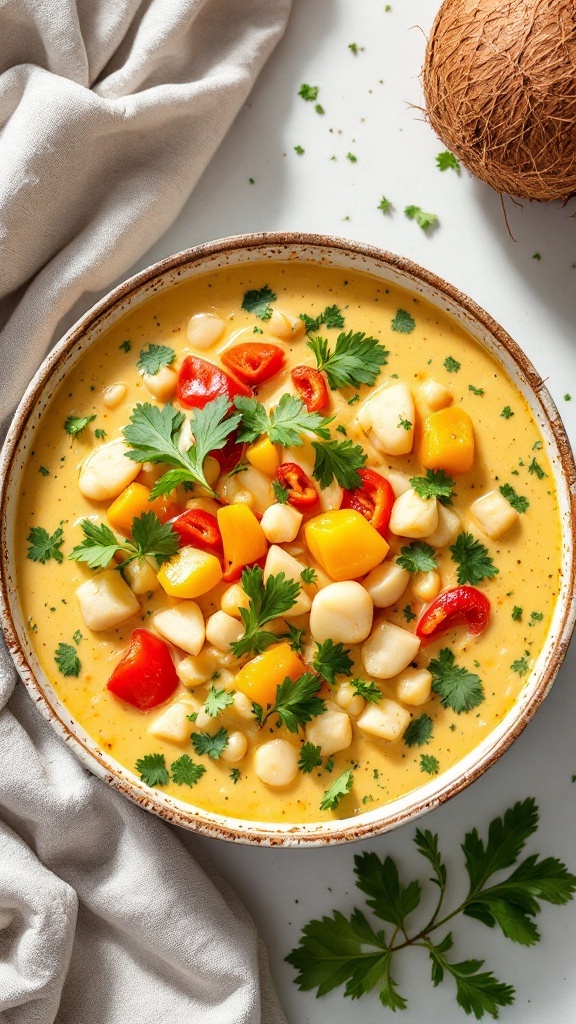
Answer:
233 643 305 708
107 483 153 534
304 509 388 581
157 546 223 598
217 503 268 578
420 407 475 474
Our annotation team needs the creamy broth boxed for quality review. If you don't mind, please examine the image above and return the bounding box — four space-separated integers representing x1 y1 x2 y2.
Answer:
15 262 560 823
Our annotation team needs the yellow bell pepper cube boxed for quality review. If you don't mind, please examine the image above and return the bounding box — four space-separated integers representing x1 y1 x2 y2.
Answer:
246 436 280 476
107 483 153 534
233 643 306 708
157 546 223 598
305 509 389 581
420 407 475 474
217 503 268 578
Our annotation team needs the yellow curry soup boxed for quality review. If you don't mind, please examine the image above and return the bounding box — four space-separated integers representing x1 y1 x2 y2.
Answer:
15 262 561 823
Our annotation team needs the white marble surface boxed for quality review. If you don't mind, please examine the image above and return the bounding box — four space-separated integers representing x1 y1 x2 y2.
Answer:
123 2 576 1020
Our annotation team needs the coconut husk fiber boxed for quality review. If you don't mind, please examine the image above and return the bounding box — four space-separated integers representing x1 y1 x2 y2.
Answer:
423 0 576 202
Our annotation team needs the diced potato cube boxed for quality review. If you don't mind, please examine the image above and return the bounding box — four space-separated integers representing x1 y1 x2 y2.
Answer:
264 546 311 617
205 611 244 652
152 602 205 655
76 570 140 631
157 547 222 599
306 707 353 757
260 502 303 544
147 698 200 744
309 581 373 644
254 739 299 786
426 504 462 547
362 622 421 679
389 488 439 539
79 439 141 502
363 561 409 608
396 668 433 706
470 490 519 540
357 383 415 455
305 509 388 581
357 699 411 741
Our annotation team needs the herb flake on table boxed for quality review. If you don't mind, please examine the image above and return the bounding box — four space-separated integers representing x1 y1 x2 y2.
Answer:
436 150 460 173
404 205 438 231
378 195 392 214
298 83 319 102
287 797 576 1017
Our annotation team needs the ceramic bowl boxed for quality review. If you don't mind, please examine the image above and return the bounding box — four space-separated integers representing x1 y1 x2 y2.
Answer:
1 233 575 846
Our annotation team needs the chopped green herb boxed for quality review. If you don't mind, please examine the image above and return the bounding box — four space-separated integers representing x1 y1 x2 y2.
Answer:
420 753 440 775
499 483 529 514
191 727 229 760
301 566 317 584
404 205 438 231
64 414 96 437
403 604 417 623
348 42 364 54
27 526 64 564
468 384 484 396
272 479 289 504
429 648 484 714
235 393 331 447
203 685 235 718
119 340 131 353
171 754 206 786
352 679 382 703
320 769 353 810
313 639 353 685
512 606 523 622
511 651 530 676
391 309 415 333
336 424 347 436
532 252 542 261
39 465 50 476
528 457 547 479
378 195 392 214
347 394 360 406
398 416 412 431
299 742 323 773
450 532 498 586
135 753 169 787
72 630 83 645
501 406 514 419
231 566 300 658
315 103 325 115
94 428 106 439
565 394 572 401
410 468 455 506
443 356 461 373
280 623 306 654
294 144 305 155
311 437 366 490
324 757 335 773
308 330 388 390
299 83 319 101
241 285 277 321
256 673 326 734
403 713 433 747
397 542 438 574
300 305 345 334
346 152 357 163
230 768 241 784
529 611 543 625
69 511 178 570
54 642 81 677
436 150 460 173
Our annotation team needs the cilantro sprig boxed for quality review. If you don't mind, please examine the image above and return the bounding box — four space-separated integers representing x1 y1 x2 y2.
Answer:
54 642 81 677
397 542 438 574
69 511 178 570
122 397 240 498
64 414 96 438
231 566 301 658
499 483 529 514
320 769 354 810
410 469 455 506
27 526 64 564
311 437 367 489
253 673 326 733
136 752 205 787
287 798 576 1017
312 639 353 685
235 394 331 447
300 305 345 334
136 344 175 376
241 285 277 320
450 533 498 586
307 331 389 390
429 648 485 714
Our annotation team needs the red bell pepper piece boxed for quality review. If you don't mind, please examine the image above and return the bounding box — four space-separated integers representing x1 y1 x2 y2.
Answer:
416 586 491 642
341 469 395 536
222 343 285 385
170 508 223 553
107 630 179 711
176 355 252 409
276 462 319 510
209 427 244 474
291 365 329 412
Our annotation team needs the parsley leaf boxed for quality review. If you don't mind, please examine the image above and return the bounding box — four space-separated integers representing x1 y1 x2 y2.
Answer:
420 753 440 775
528 457 546 479
403 713 434 747
450 532 499 586
136 753 170 786
391 309 415 333
204 685 235 718
378 195 392 214
436 150 460 173
27 526 64 564
410 468 455 505
300 566 317 584
499 483 529 514
511 651 530 676
397 542 438 574
241 285 277 320
299 83 319 101
403 604 417 623
307 331 389 390
501 406 514 419
120 340 132 353
320 769 354 810
299 305 345 333
261 673 326 733
54 642 81 677
468 384 484 396
352 679 382 703
429 648 485 714
64 414 96 437
299 742 323 773
235 394 331 447
69 511 178 570
311 438 366 489
313 639 353 685
191 727 229 760
512 606 523 621
404 205 438 231
171 754 206 786
122 397 241 499
272 479 290 503
231 566 300 658
136 344 175 376
443 355 461 373
280 623 306 653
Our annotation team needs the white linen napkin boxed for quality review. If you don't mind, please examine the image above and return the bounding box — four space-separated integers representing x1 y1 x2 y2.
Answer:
0 2 291 1021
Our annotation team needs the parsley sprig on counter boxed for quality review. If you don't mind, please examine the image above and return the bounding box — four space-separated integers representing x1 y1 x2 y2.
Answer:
307 330 389 389
235 394 331 447
253 673 326 733
230 566 301 658
69 511 179 570
287 798 576 1018
122 396 241 498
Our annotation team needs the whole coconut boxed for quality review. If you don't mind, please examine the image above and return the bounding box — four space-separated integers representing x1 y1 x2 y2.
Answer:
423 0 576 201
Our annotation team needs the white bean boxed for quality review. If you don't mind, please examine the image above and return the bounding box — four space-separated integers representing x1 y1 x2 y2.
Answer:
142 365 177 402
254 739 299 787
187 312 226 349
79 438 141 501
102 383 127 409
306 707 353 757
309 581 373 644
412 571 441 602
76 570 140 632
361 622 421 679
363 561 409 608
220 731 248 764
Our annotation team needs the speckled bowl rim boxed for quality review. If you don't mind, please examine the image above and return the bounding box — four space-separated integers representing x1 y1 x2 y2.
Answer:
1 232 575 847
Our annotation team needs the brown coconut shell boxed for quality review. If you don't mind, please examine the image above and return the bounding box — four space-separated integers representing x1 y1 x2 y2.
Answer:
423 0 576 202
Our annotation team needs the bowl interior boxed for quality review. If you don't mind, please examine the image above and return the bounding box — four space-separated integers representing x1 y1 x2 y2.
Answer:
1 233 575 846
